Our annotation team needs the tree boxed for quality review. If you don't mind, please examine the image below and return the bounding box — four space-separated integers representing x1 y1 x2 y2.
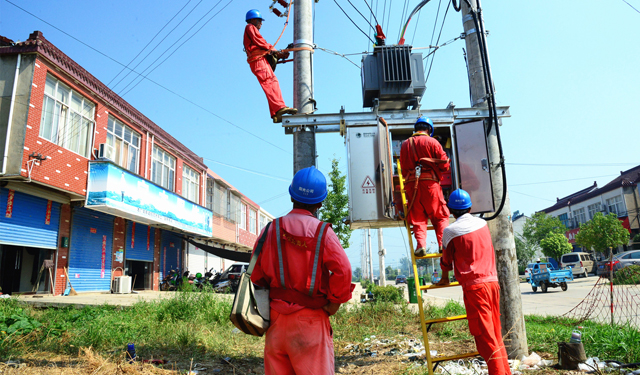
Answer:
522 212 567 248
399 256 412 276
575 212 630 257
515 235 536 270
540 232 573 261
319 158 352 249
385 266 398 280
353 267 362 282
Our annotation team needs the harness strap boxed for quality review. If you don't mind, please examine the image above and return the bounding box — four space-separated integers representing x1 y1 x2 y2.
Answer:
276 218 286 288
309 222 328 296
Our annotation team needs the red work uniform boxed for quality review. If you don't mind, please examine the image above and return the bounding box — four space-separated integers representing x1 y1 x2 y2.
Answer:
244 24 287 118
440 213 510 375
400 132 450 249
251 208 354 375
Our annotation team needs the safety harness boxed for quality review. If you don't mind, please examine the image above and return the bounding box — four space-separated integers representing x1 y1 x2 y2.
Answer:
268 217 330 309
404 134 450 215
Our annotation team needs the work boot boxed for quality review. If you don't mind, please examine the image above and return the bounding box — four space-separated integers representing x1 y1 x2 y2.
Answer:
414 247 427 257
272 115 280 124
276 106 298 119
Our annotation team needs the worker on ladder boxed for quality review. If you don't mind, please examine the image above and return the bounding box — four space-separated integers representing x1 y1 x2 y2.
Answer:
244 9 297 123
250 166 354 375
400 116 451 257
436 189 511 375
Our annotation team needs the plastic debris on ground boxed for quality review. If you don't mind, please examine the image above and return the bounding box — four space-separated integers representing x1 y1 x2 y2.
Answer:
577 357 635 373
515 352 554 371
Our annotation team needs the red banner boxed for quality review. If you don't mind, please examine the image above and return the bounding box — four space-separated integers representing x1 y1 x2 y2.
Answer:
45 200 52 225
5 190 15 218
565 228 580 244
147 226 150 251
131 222 135 248
101 235 106 279
163 247 167 276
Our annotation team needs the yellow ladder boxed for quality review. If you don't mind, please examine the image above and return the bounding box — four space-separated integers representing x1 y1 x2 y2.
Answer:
397 160 479 374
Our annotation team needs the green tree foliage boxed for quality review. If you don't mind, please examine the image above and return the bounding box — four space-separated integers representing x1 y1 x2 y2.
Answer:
515 235 537 270
399 256 412 276
385 266 398 280
540 232 573 261
318 158 352 249
522 212 567 248
353 267 362 282
575 212 629 256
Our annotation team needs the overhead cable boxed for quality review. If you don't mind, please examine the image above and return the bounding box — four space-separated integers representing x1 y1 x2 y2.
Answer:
333 0 376 43
425 0 452 85
621 0 640 14
345 0 376 31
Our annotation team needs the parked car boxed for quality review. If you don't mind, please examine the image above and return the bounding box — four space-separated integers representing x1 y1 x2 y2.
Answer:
220 263 249 292
559 252 595 278
395 275 407 284
596 250 640 277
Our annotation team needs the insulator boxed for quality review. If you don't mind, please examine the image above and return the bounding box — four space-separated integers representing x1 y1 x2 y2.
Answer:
277 0 289 7
272 8 282 17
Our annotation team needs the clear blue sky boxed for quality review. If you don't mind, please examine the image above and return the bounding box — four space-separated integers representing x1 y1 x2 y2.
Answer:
2 0 639 272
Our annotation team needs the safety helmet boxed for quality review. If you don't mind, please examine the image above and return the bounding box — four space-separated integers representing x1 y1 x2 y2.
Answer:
196 273 202 279
246 9 264 22
415 116 434 136
447 189 472 210
289 166 328 204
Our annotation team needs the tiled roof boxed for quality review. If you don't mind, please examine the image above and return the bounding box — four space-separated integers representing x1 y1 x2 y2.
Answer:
0 31 206 171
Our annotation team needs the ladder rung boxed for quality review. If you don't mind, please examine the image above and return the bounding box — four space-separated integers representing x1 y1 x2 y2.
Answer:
424 314 468 325
415 252 443 259
432 351 480 363
421 281 460 290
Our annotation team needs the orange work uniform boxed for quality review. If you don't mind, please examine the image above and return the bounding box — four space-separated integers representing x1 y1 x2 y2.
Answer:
251 209 354 375
399 132 450 249
441 213 511 375
244 24 287 118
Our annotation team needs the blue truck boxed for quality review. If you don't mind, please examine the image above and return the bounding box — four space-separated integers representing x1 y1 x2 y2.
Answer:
529 262 573 293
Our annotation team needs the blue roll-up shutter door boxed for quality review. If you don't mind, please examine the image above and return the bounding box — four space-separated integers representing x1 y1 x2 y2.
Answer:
0 189 61 249
68 208 113 292
161 231 183 276
125 222 154 262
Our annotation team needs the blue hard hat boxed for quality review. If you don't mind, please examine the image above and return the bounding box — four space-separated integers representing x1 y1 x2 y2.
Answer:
448 189 472 210
289 166 328 204
246 9 264 22
415 116 434 136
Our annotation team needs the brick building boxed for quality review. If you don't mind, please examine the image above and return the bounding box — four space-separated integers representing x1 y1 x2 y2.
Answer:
0 31 271 295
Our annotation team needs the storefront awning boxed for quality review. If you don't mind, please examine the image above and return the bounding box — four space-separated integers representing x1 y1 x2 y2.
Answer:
184 237 251 263
85 161 213 237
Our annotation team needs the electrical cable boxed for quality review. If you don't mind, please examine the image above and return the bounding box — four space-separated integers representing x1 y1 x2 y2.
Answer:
409 7 423 45
119 0 231 96
333 0 376 43
398 0 433 44
398 0 411 42
363 0 379 25
385 0 394 37
203 158 290 182
425 0 452 85
423 0 444 75
510 174 618 187
316 47 361 68
346 0 376 30
621 0 640 14
106 0 194 87
452 0 461 11
507 162 640 167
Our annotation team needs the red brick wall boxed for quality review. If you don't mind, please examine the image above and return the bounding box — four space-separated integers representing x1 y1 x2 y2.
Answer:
153 228 161 291
211 215 236 243
112 217 125 278
53 204 71 295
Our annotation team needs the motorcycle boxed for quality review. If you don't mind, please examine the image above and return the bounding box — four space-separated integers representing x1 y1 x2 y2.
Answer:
160 269 180 291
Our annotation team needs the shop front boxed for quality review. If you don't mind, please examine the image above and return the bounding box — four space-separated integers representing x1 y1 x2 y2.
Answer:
125 221 155 290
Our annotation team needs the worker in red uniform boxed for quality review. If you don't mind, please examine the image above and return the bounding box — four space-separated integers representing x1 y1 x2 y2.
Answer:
244 9 297 123
436 189 511 375
400 116 451 257
251 166 354 375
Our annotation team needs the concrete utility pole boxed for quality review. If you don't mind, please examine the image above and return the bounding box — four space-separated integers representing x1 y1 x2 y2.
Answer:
361 231 367 279
461 0 528 358
367 229 374 281
378 229 387 286
292 0 316 174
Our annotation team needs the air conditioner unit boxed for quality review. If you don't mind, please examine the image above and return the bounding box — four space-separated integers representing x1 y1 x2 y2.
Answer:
98 143 116 161
111 276 132 294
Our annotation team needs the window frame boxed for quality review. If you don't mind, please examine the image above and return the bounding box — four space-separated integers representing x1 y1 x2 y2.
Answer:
573 208 586 226
181 164 200 204
40 74 95 158
151 145 176 191
587 203 601 220
249 209 257 234
240 203 247 230
106 116 140 173
606 196 624 216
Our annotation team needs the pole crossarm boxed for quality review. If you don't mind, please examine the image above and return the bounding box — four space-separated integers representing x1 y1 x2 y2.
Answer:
282 106 510 134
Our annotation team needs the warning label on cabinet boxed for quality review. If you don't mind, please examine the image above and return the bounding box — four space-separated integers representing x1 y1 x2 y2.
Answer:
362 176 376 194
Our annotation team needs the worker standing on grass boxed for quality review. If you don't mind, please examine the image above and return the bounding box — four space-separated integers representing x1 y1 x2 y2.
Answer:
250 166 354 375
400 116 451 257
435 189 511 375
244 9 297 123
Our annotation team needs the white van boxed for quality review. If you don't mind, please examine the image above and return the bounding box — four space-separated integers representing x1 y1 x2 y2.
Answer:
559 252 595 278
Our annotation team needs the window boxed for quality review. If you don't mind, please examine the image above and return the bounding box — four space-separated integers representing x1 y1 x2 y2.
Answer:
106 116 140 173
240 203 247 230
558 213 570 228
631 252 640 259
606 196 624 216
588 203 601 219
151 146 175 191
573 208 586 226
259 214 269 231
206 178 214 211
40 74 95 157
229 194 240 223
213 183 227 217
182 165 200 203
250 209 257 234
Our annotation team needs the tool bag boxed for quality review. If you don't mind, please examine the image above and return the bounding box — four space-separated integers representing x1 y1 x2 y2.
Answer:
229 222 271 336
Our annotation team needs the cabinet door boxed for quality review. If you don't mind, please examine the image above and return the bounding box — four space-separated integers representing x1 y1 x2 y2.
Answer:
377 118 394 219
453 120 494 213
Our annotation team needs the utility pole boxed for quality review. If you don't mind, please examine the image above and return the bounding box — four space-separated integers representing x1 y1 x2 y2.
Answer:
361 231 367 279
461 0 528 358
367 229 374 282
293 0 316 174
378 229 386 286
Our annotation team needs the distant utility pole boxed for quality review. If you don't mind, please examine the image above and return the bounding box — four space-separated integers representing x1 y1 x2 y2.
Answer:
292 0 316 174
367 229 374 281
461 0 528 358
378 229 387 286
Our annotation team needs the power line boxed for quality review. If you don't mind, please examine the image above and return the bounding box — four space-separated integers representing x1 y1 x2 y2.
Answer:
509 190 555 202
510 174 618 187
425 0 451 85
106 0 195 87
424 0 443 71
507 162 640 167
333 0 376 43
621 0 640 14
316 47 361 68
4 0 290 155
345 0 376 31
363 0 380 25
204 158 290 182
